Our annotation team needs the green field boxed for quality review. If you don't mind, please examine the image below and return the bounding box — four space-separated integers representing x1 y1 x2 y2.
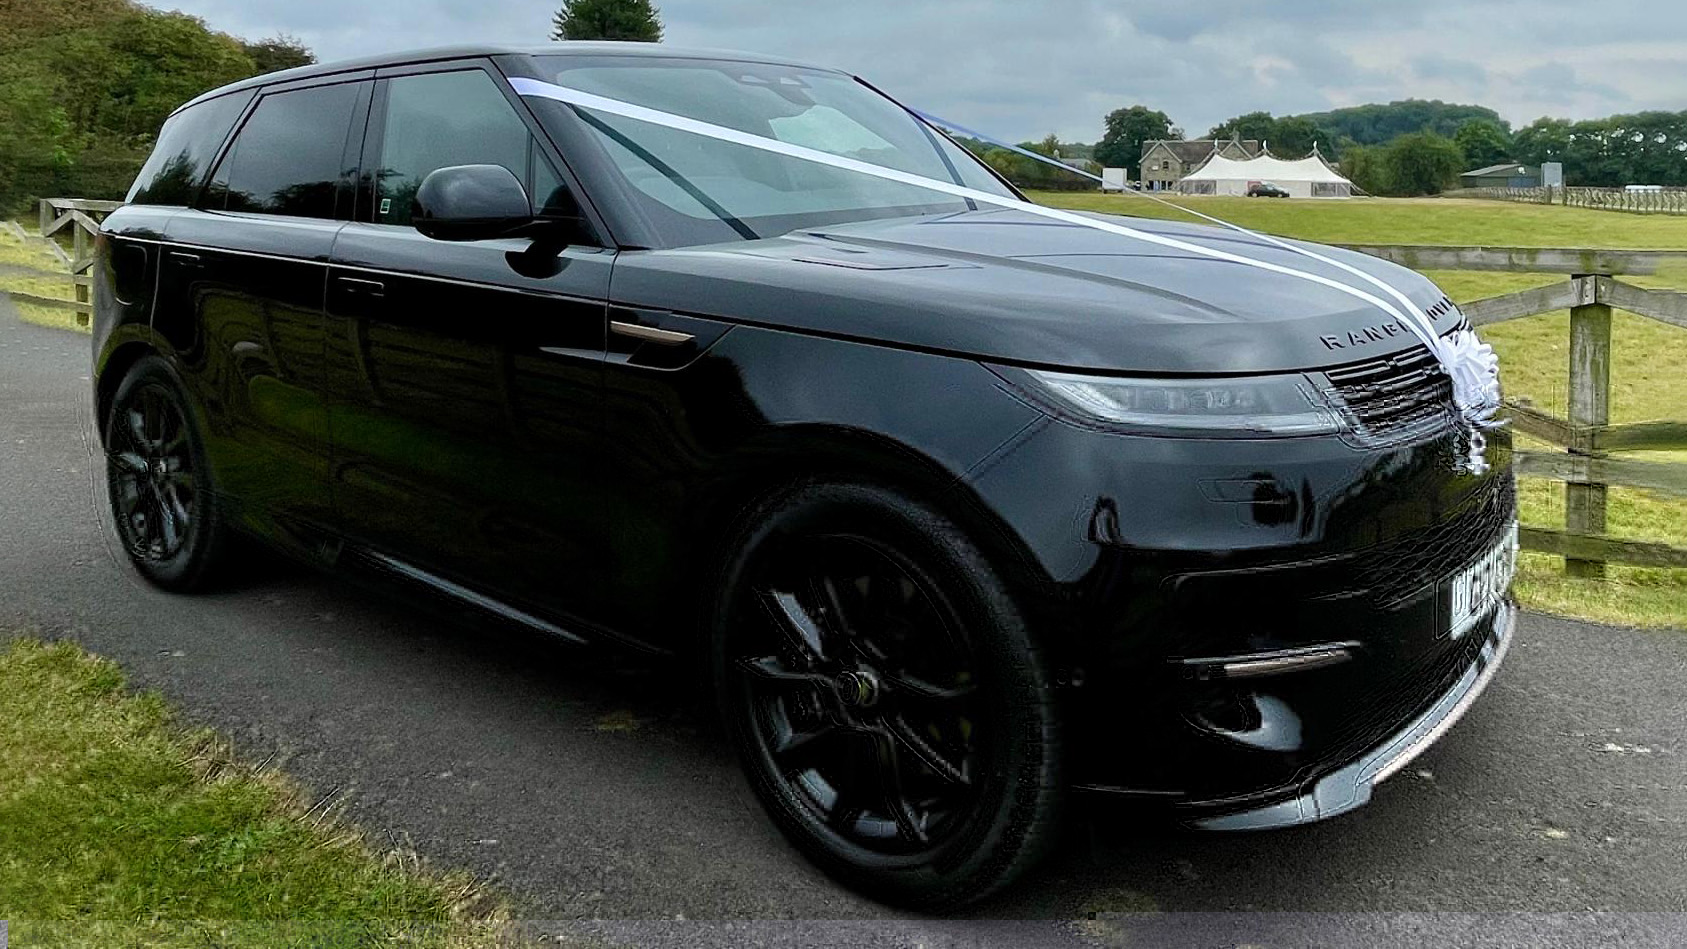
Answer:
1031 193 1687 629
1030 193 1687 249
0 637 520 948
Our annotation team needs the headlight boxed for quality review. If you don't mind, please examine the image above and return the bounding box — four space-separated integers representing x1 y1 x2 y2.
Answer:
1008 368 1347 438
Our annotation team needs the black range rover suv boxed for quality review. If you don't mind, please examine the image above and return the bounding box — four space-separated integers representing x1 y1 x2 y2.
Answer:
94 43 1517 909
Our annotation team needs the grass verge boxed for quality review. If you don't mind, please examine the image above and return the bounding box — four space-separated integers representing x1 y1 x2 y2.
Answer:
0 636 519 948
1030 192 1687 629
0 227 88 334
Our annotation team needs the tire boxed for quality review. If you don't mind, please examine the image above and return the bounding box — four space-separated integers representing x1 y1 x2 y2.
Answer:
711 482 1063 910
104 356 234 592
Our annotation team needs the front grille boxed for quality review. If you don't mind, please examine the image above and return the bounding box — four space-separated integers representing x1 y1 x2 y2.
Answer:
1337 472 1517 609
1323 345 1455 442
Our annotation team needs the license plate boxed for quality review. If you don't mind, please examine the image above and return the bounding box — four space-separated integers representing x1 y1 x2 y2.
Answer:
1448 522 1519 638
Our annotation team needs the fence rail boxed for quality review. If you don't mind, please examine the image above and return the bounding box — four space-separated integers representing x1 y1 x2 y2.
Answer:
1450 186 1687 215
10 199 125 326
1340 242 1687 576
10 200 1683 577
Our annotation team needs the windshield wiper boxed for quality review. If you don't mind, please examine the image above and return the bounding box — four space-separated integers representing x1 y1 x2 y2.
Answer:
577 109 759 241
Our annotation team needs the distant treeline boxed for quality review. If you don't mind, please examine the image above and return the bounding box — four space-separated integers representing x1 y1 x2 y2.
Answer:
1019 99 1687 197
0 0 312 211
951 135 1101 192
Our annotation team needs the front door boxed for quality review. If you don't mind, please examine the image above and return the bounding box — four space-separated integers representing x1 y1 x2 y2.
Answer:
325 63 613 627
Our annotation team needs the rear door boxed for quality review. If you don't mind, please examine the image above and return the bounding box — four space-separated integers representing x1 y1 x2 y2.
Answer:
155 76 371 543
325 61 614 623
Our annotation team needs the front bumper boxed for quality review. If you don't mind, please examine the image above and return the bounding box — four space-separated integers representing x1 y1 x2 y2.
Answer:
1194 597 1514 830
963 405 1518 813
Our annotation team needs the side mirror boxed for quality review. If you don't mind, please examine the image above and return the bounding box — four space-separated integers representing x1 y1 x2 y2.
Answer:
412 164 534 242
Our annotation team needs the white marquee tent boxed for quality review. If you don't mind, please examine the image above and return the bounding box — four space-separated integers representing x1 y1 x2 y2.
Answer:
1177 153 1354 198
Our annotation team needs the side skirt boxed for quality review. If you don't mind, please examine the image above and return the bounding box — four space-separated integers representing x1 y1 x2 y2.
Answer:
353 548 589 646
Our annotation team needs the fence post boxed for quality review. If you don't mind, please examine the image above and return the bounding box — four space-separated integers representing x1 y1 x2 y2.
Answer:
72 222 90 327
1565 275 1612 577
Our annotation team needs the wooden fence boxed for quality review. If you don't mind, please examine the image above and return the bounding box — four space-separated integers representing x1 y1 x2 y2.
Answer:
1340 243 1687 575
9 199 1683 576
1450 186 1687 215
4 198 125 327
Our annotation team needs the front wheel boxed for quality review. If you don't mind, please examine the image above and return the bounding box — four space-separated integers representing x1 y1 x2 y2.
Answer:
712 482 1063 910
104 356 234 592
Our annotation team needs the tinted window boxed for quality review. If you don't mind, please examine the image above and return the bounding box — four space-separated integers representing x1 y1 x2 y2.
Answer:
127 91 254 205
208 82 359 219
374 71 535 227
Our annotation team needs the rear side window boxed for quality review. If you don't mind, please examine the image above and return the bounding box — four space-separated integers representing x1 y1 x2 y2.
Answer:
373 70 539 227
127 91 254 206
206 82 360 219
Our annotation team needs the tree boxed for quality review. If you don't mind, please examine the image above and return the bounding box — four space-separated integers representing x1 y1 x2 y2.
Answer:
1208 110 1275 143
550 0 663 42
242 34 315 75
1511 117 1572 167
1270 116 1320 157
1208 111 1318 156
0 1 307 208
1297 100 1507 153
1094 106 1178 178
1382 132 1464 195
1453 119 1511 169
1337 143 1388 195
1029 133 1060 158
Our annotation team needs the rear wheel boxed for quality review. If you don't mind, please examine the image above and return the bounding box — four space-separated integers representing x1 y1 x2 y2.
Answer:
104 357 233 592
713 482 1063 910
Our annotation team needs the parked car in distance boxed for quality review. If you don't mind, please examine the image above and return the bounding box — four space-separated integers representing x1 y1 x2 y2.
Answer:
1248 180 1290 197
95 43 1517 910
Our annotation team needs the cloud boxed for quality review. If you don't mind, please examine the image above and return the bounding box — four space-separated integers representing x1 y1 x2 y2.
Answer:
1411 54 1488 86
154 0 1675 142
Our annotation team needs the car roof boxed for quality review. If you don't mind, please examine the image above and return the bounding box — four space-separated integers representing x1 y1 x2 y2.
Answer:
175 42 844 116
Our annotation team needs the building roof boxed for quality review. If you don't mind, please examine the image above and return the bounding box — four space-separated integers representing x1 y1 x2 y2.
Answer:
1141 139 1262 164
1462 162 1532 176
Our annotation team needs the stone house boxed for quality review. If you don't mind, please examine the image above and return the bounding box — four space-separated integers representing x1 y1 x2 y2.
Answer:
1139 138 1263 191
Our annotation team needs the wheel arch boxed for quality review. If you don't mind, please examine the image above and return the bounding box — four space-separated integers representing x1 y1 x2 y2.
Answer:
669 423 1076 672
94 338 167 444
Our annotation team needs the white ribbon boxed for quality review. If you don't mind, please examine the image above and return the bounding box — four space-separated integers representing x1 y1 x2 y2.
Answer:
511 76 1502 429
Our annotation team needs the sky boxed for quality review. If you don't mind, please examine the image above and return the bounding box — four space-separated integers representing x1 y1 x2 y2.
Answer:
158 0 1686 144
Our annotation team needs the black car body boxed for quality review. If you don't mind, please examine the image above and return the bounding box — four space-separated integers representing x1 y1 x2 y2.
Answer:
1249 181 1291 198
94 43 1517 908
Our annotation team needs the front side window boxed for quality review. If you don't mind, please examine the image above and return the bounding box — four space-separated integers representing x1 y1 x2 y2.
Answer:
207 82 359 219
373 70 542 227
527 55 1017 247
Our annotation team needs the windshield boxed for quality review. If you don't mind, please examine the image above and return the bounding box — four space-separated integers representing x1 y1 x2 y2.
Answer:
528 55 1017 246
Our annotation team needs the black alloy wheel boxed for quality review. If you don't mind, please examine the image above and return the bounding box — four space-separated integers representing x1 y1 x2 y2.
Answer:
105 357 232 591
715 482 1063 910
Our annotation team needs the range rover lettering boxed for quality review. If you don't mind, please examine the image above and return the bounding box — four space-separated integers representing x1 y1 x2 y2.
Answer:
94 43 1517 909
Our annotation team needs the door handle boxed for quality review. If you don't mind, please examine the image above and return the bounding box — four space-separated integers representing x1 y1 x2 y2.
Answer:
336 276 386 298
169 251 203 268
610 320 694 346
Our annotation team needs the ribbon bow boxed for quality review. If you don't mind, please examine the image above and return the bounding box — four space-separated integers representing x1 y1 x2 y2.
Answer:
1441 328 1503 427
